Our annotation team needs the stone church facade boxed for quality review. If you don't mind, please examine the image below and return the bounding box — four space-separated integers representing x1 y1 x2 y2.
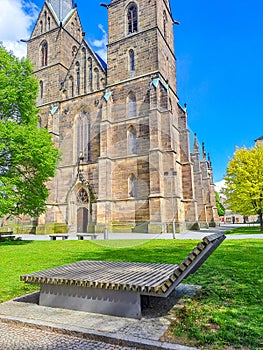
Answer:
19 0 219 234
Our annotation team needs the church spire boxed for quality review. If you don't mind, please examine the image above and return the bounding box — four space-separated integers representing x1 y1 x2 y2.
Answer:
48 0 75 22
202 142 207 160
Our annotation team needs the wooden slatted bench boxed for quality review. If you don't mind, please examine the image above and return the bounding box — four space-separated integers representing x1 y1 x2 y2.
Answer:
49 234 69 240
21 232 226 319
76 233 98 240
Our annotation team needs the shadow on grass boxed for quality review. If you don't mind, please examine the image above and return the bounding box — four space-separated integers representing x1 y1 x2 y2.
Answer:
0 239 33 246
64 240 195 266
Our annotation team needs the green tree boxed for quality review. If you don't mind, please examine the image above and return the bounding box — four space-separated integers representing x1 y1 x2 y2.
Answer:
215 191 225 217
0 45 60 218
222 144 263 230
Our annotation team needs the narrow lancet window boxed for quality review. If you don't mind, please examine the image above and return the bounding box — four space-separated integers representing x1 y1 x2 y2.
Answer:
69 76 74 97
129 49 135 72
76 111 90 162
127 126 137 154
40 81 44 99
127 4 138 34
82 48 87 93
128 174 136 198
88 58 93 90
41 41 48 66
76 61 80 95
128 92 136 117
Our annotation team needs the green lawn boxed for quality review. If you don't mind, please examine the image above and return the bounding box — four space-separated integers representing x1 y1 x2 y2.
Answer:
224 225 263 235
0 237 262 350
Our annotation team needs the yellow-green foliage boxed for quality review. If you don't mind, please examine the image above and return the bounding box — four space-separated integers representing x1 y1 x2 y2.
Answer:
223 144 263 218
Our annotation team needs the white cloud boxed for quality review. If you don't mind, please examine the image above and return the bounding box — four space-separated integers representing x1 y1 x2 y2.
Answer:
215 180 225 194
90 24 107 62
0 0 39 58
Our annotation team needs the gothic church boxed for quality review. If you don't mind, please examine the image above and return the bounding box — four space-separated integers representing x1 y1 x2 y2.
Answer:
23 0 219 234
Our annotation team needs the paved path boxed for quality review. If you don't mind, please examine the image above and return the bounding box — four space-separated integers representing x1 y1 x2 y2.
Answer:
13 224 263 241
0 286 199 350
0 321 136 350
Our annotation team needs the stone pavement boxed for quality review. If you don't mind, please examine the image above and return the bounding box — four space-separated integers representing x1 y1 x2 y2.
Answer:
0 286 200 350
0 321 137 350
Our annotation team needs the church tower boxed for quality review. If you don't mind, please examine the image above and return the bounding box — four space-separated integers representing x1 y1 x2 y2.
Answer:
96 0 199 232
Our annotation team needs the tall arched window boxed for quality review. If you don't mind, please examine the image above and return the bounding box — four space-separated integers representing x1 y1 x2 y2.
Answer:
40 20 43 34
129 49 135 72
128 174 136 198
76 110 90 162
127 3 138 34
41 41 48 66
128 92 136 117
127 126 137 154
163 11 167 40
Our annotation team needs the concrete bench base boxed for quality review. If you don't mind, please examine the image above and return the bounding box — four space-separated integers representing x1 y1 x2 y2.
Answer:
40 283 141 319
76 233 98 240
49 234 69 240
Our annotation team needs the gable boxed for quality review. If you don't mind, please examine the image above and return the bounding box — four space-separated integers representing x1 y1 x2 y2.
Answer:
61 40 106 99
30 2 60 39
30 1 82 41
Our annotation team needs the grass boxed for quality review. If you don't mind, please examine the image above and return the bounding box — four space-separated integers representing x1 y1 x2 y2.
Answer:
224 225 263 235
0 236 262 350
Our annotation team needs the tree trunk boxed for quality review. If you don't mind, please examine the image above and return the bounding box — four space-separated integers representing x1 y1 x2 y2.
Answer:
260 212 263 231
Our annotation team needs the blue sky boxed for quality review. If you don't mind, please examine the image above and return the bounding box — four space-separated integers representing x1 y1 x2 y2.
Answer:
1 0 263 187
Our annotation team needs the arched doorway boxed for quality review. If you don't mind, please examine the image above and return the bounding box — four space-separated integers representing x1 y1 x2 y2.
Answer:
77 207 88 233
77 188 89 233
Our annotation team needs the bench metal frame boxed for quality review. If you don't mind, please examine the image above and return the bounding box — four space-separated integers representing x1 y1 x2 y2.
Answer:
49 234 69 240
76 233 98 240
21 232 225 319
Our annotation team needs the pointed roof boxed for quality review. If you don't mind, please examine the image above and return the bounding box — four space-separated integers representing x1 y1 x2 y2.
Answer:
193 133 199 153
47 0 75 22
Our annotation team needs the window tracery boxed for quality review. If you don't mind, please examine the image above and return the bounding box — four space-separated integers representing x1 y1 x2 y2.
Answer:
77 188 89 204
